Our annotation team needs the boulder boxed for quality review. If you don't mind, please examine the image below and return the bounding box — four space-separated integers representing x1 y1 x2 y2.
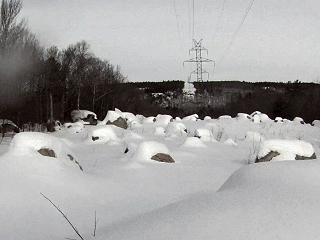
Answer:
151 153 175 163
38 148 56 158
107 117 128 129
255 139 317 163
255 151 280 163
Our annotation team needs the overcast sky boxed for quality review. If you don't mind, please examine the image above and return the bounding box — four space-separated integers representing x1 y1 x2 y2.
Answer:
22 0 320 82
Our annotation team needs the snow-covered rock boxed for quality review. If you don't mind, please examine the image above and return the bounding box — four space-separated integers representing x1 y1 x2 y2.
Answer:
130 141 171 164
71 110 97 124
181 137 207 148
194 128 215 142
166 122 187 137
182 114 199 121
87 125 121 144
256 139 316 162
155 114 173 126
9 132 82 170
312 120 320 127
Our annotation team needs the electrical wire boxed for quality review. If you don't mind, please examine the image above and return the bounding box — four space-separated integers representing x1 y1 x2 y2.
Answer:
218 0 255 63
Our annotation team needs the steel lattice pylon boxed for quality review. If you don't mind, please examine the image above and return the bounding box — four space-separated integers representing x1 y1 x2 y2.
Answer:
183 39 215 82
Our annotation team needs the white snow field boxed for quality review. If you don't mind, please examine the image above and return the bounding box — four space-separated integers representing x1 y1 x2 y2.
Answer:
0 110 320 240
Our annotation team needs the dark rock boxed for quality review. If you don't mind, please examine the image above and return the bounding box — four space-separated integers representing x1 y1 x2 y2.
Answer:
83 114 98 125
92 136 99 141
255 151 280 163
38 148 56 158
107 117 128 129
151 153 175 163
295 152 317 160
67 154 74 161
124 147 129 153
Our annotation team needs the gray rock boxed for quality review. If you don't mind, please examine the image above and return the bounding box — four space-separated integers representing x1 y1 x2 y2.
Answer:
38 148 56 158
107 117 128 129
151 153 175 163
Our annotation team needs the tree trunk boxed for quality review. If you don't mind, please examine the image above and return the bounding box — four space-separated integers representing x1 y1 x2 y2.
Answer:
77 87 81 110
49 92 54 122
92 84 96 112
60 93 65 122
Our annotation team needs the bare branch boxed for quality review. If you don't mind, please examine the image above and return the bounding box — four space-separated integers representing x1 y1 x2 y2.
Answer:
93 210 97 237
40 193 86 240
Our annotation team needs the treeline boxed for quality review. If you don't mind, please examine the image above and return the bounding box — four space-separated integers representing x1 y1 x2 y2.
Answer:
0 0 126 125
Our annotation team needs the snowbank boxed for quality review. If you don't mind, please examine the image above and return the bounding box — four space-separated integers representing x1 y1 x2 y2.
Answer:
105 161 320 240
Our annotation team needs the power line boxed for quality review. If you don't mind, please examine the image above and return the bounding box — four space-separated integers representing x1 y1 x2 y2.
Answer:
172 0 183 48
218 0 255 63
192 0 195 39
211 0 227 45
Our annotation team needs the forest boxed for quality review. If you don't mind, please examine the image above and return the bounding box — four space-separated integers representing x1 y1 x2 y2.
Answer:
0 0 126 125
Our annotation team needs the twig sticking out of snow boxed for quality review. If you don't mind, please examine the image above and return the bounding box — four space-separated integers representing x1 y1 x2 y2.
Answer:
93 210 97 237
40 193 86 240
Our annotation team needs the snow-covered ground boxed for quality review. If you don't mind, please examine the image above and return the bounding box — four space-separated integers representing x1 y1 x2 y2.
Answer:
0 111 320 240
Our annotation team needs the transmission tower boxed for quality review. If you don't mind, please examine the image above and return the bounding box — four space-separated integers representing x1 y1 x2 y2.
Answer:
183 39 215 82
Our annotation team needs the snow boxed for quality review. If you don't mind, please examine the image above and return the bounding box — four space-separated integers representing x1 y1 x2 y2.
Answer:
103 161 320 240
155 114 173 126
313 120 320 127
182 137 207 148
194 128 215 142
129 141 170 164
70 109 97 122
101 110 122 124
0 110 320 240
165 122 187 137
258 139 315 161
86 125 121 144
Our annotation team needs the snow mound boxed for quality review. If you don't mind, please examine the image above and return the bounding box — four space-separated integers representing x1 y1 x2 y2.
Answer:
154 126 166 136
218 115 232 120
257 139 315 161
106 161 320 240
181 137 207 148
182 114 199 121
275 117 284 123
143 116 156 124
63 121 84 134
293 117 305 124
251 112 271 123
236 113 250 120
101 110 123 124
245 131 264 142
9 132 81 170
87 125 121 144
71 110 97 122
194 128 215 142
312 120 320 127
155 114 173 126
166 122 187 137
130 141 170 164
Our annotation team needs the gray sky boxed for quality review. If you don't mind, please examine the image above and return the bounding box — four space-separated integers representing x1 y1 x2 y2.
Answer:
22 0 320 82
